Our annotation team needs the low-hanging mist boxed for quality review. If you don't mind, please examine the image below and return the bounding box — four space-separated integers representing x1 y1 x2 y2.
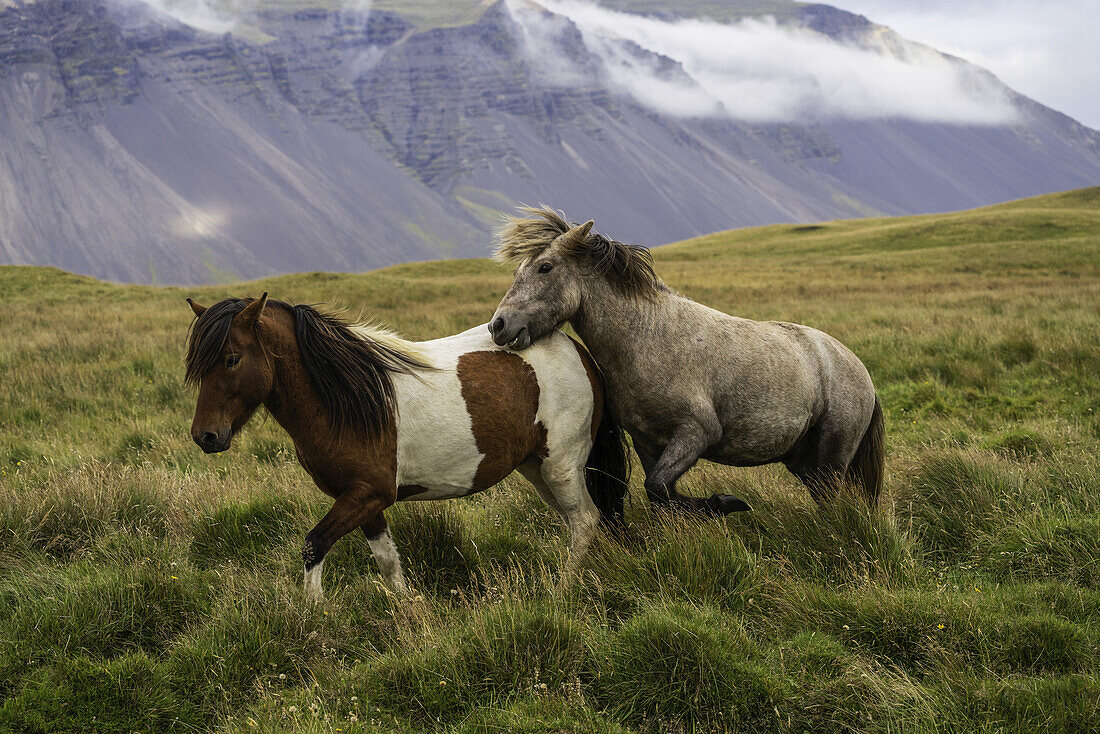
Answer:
514 0 1018 125
119 0 247 33
122 0 371 34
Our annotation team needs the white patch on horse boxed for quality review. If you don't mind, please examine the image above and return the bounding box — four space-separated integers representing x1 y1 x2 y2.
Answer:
391 326 490 499
304 559 324 599
517 332 602 558
516 332 594 479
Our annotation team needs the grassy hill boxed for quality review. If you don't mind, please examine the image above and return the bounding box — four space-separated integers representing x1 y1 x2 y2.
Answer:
1 187 1099 732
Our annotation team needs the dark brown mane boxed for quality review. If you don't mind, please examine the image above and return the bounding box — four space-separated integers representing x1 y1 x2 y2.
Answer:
185 297 250 387
186 298 429 438
495 206 665 299
289 303 428 438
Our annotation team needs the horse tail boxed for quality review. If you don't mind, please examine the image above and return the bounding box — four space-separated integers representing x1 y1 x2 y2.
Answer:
585 398 630 530
569 337 628 529
847 395 885 505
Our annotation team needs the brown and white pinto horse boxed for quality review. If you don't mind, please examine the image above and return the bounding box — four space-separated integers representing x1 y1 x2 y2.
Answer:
185 294 627 598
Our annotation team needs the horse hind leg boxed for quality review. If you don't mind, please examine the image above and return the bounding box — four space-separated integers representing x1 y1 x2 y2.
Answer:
361 516 409 595
519 460 599 563
785 420 861 505
518 459 566 518
790 463 844 505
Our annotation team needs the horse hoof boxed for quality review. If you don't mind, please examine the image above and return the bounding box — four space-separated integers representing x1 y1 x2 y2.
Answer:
708 494 752 515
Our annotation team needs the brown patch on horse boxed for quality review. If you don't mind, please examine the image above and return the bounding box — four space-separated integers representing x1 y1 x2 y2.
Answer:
290 303 426 439
570 337 603 441
457 351 547 491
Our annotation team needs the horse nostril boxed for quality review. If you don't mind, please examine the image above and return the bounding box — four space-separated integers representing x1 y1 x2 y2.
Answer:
199 431 217 447
490 317 504 337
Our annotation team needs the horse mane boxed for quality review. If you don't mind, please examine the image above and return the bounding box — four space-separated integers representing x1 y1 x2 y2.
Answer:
185 297 250 387
494 205 665 299
186 298 430 438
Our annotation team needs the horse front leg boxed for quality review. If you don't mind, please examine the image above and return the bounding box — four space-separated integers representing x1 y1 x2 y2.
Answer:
301 481 398 599
642 422 752 516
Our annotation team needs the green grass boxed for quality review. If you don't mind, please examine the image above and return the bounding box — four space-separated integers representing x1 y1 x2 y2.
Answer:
1 187 1099 731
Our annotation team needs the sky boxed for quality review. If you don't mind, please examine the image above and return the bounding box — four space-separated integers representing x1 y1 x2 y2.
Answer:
833 0 1100 128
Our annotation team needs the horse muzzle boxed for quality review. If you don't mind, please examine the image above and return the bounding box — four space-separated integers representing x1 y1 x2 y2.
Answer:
194 429 232 454
489 315 531 350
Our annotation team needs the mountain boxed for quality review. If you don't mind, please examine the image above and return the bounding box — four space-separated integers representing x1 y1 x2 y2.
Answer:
1 0 1098 284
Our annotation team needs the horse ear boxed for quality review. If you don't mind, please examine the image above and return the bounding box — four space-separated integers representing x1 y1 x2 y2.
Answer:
236 292 268 329
566 220 594 245
186 298 207 318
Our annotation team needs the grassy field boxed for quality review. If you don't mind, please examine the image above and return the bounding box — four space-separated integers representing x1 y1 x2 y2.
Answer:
1 187 1098 732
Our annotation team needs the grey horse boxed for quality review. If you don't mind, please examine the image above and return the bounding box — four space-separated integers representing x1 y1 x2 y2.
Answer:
489 207 884 515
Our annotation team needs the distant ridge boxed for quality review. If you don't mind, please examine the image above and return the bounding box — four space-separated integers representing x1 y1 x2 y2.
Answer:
4 185 1095 293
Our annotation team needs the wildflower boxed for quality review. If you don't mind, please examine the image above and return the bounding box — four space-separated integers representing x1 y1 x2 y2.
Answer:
170 575 178 580
439 680 447 686
937 624 945 629
279 673 287 680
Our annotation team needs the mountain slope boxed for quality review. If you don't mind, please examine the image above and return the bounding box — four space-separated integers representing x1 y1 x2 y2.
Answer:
0 0 485 283
1 0 1098 284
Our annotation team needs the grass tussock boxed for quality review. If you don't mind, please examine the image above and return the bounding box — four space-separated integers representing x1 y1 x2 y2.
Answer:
1 189 1099 731
592 603 788 730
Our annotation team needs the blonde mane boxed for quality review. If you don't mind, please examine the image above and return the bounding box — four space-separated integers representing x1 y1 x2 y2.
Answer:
348 322 432 367
495 205 665 299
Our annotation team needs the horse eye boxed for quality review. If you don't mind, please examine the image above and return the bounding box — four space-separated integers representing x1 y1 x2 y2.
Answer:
537 262 554 274
226 354 241 368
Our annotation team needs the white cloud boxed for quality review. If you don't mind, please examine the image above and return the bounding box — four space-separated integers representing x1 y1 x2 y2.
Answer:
512 0 1018 125
340 0 372 32
833 0 1100 128
507 3 594 87
126 0 371 36
131 0 247 34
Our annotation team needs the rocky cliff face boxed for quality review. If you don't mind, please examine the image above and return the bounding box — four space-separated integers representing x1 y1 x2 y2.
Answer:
0 0 484 283
2 0 1099 283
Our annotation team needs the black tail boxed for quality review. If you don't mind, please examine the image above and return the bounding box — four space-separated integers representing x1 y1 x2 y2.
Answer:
585 398 630 531
846 396 885 505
